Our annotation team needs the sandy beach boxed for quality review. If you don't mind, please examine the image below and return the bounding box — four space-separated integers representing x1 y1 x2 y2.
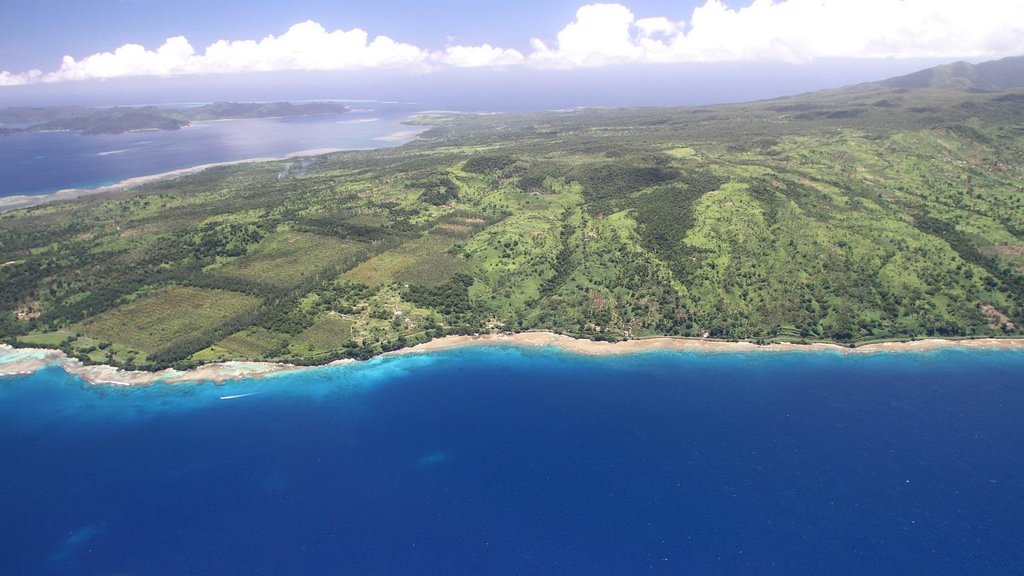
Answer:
394 332 1024 357
3 334 1021 387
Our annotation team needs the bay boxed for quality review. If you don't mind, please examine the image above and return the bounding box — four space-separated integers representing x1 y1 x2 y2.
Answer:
1 347 1023 575
0 104 422 198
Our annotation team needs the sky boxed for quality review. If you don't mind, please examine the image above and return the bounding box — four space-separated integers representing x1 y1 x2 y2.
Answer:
2 1 1023 107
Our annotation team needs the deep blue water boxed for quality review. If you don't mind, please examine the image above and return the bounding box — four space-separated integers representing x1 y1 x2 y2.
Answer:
0 105 422 198
1 347 1023 575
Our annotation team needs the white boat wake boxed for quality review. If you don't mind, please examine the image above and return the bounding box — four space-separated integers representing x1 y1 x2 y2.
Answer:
219 393 258 400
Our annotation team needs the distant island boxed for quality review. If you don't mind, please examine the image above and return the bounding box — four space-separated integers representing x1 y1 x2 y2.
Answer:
1 57 1022 371
0 101 350 135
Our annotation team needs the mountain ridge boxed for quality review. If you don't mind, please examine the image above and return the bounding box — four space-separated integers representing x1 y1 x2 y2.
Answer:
877 55 1024 91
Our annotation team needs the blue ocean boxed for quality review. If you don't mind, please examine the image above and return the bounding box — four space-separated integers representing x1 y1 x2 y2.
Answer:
0 104 422 198
1 346 1023 575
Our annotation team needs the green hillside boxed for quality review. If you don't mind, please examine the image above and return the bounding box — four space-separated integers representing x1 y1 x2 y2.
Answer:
879 56 1024 91
2 63 1022 369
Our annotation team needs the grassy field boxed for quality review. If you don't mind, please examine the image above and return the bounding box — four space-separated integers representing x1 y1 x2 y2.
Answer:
291 315 354 354
196 327 291 361
209 231 365 291
74 286 261 364
343 218 487 286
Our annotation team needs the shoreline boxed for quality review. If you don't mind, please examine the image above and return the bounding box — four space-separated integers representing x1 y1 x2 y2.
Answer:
2 333 1023 387
0 122 429 212
393 332 1024 356
0 148 353 212
0 344 353 387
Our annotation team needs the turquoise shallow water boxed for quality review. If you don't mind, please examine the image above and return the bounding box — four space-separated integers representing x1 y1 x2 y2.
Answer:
1 346 1023 575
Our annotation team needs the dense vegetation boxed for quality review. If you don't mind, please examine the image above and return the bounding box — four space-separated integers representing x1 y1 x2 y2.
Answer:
2 61 1023 369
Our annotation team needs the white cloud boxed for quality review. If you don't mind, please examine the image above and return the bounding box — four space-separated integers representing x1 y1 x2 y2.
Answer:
634 16 682 38
439 44 525 68
531 4 644 66
46 21 430 82
2 1 1024 85
0 69 42 86
531 0 1024 67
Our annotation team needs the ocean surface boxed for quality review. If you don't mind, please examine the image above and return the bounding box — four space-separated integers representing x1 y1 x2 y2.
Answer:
1 346 1023 575
0 104 423 198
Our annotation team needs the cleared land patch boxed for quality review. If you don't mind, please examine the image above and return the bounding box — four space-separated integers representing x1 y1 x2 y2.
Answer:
210 231 366 290
75 286 261 360
343 219 486 286
292 315 355 353
211 327 290 358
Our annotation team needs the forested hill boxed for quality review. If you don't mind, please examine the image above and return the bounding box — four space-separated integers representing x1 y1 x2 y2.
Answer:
0 101 350 135
1 58 1022 370
878 55 1024 91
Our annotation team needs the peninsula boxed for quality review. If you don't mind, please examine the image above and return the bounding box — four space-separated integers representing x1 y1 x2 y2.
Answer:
0 101 350 135
1 57 1022 372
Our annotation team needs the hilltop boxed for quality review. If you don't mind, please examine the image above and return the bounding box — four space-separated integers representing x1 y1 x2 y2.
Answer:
1 58 1022 370
878 56 1024 91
